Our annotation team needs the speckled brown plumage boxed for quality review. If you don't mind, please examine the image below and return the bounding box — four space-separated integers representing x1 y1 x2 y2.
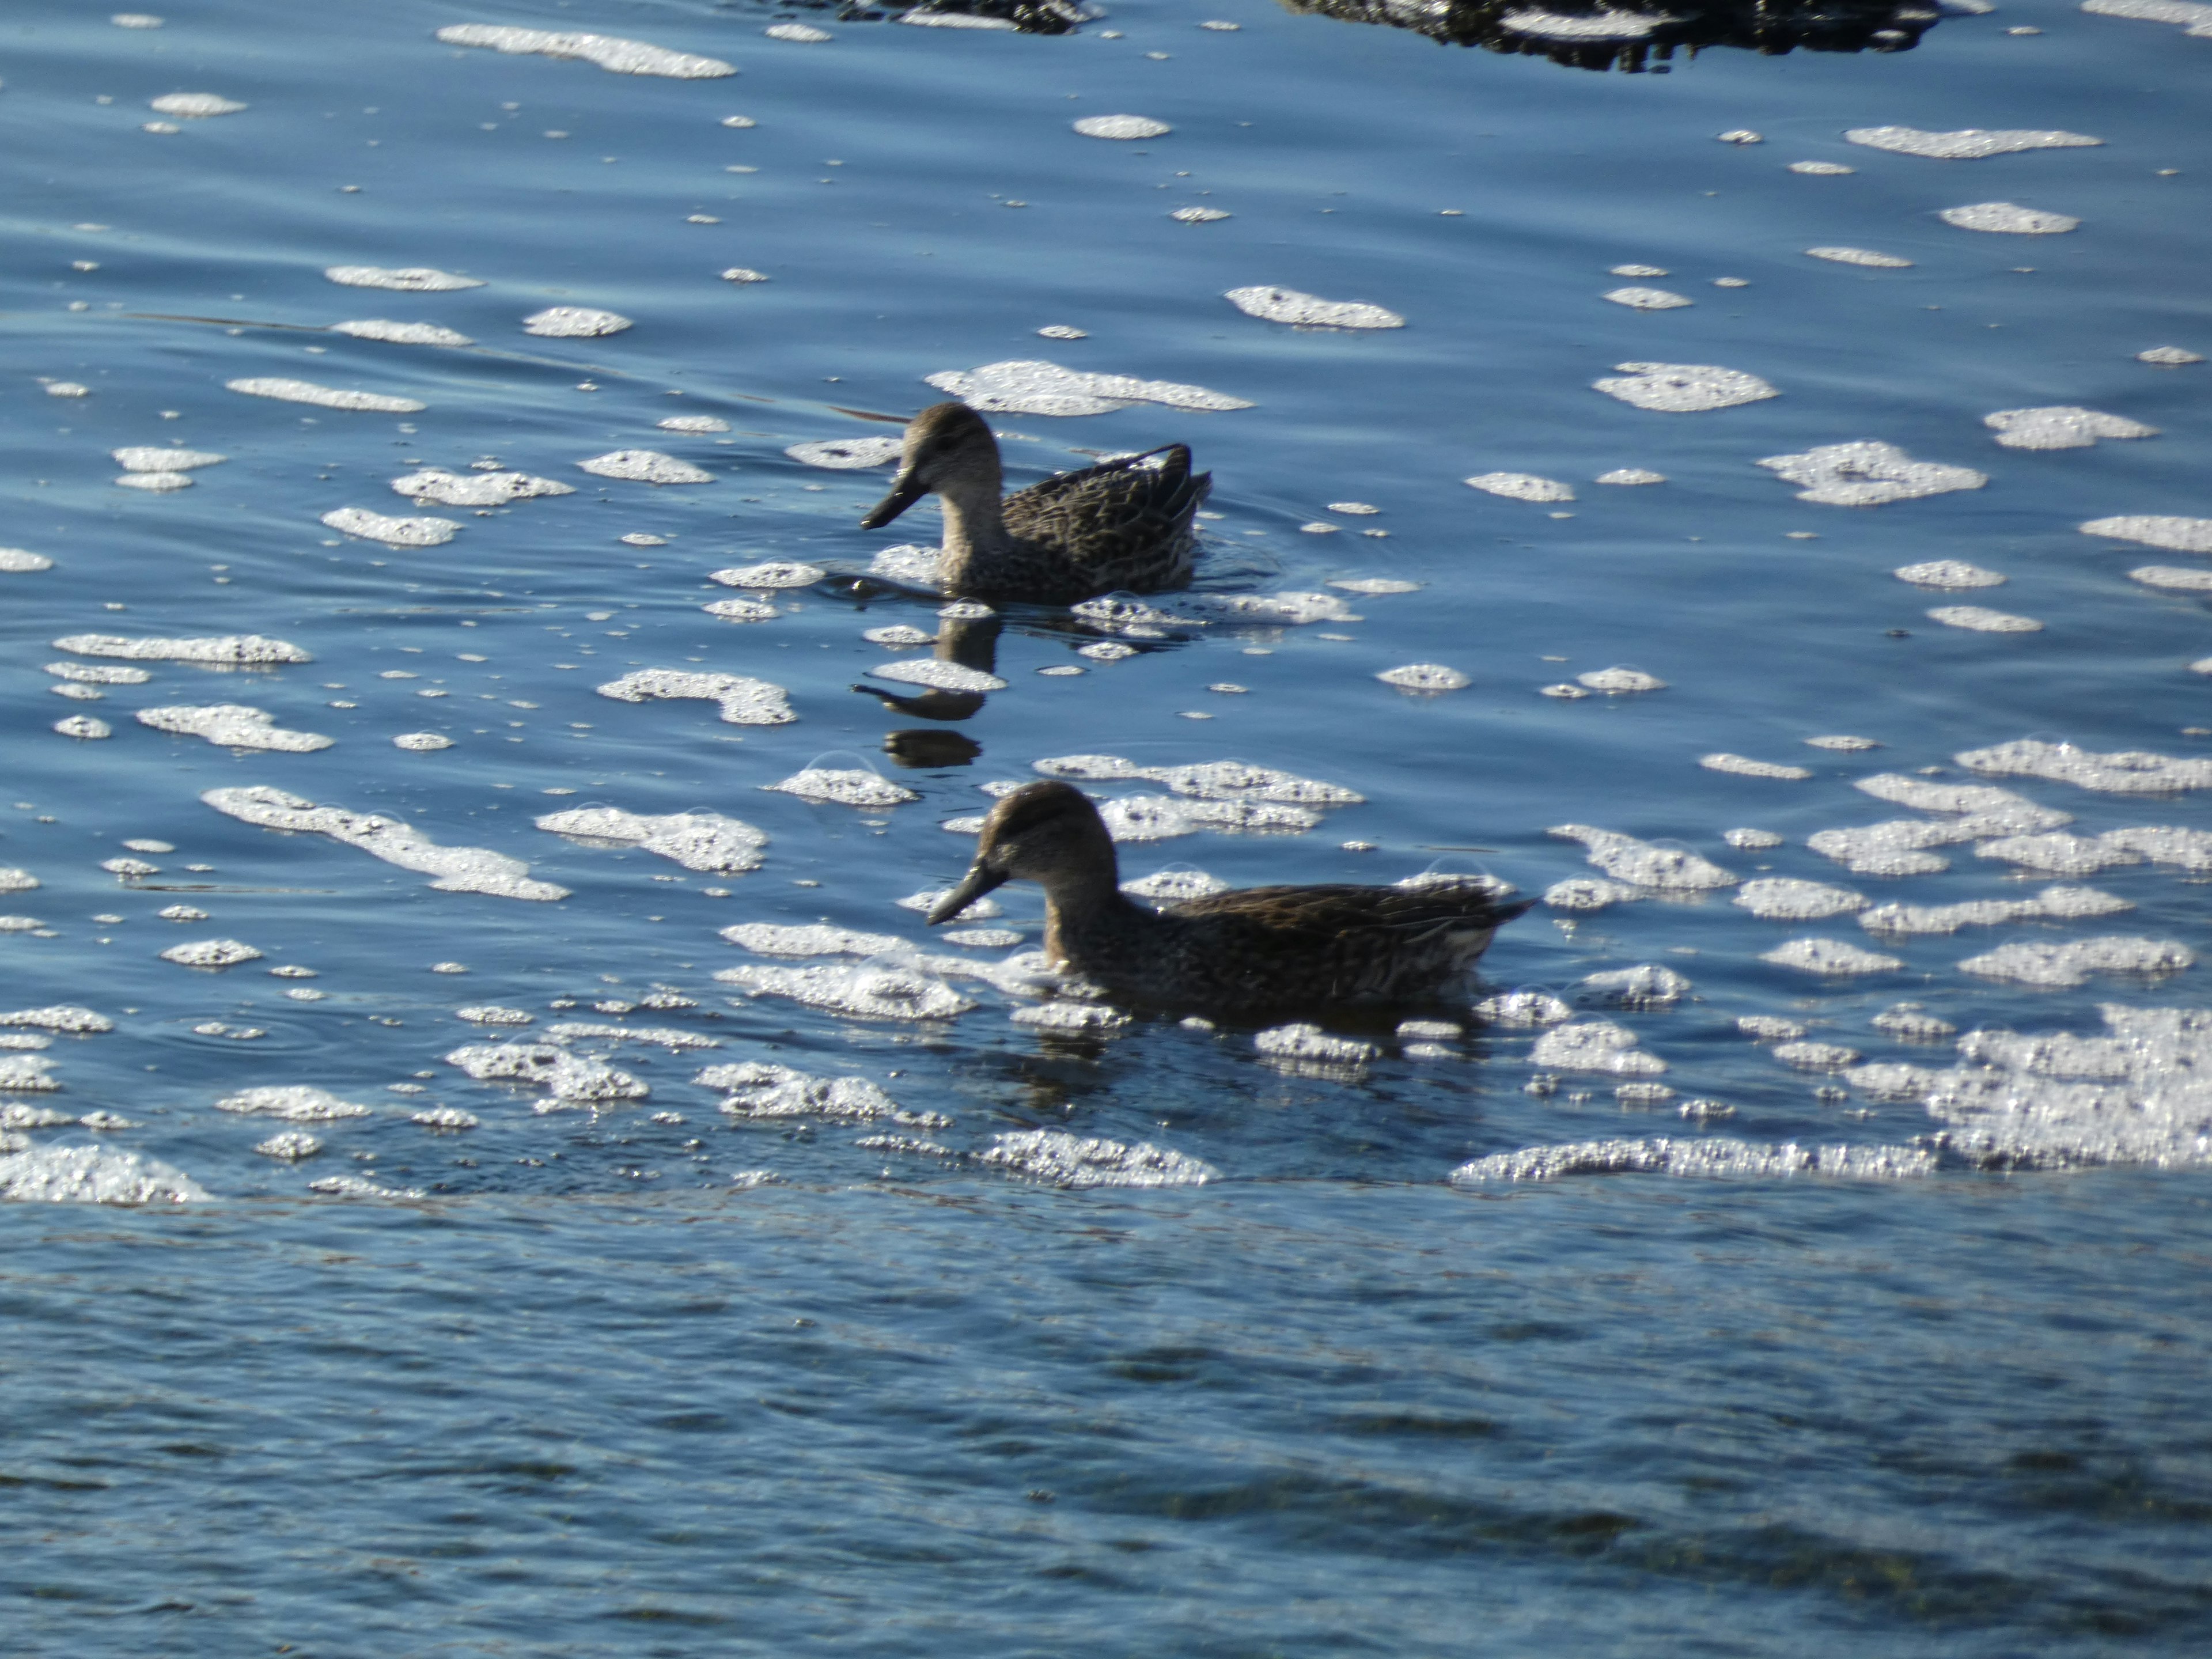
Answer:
860 402 1209 604
928 782 1534 1015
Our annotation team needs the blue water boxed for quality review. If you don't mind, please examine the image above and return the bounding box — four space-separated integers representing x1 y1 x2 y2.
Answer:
5 0 2212 1650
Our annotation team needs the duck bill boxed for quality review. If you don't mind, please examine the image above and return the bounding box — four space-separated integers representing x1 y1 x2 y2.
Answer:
926 862 1007 925
859 471 925 530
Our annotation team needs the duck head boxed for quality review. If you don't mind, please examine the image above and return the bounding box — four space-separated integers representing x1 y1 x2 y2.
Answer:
859 402 1002 530
926 780 1118 923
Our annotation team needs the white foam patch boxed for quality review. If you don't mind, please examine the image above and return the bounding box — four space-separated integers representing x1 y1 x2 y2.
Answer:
1031 756 1361 808
2130 566 2212 592
870 660 1009 694
717 962 976 1021
325 266 484 291
158 938 262 968
113 447 225 472
596 669 793 726
1611 265 1669 278
702 1063 910 1123
763 768 918 807
55 632 309 664
1759 441 1986 506
1594 468 1667 485
1549 825 1736 889
1702 753 1812 781
391 468 572 505
547 1023 718 1051
658 415 730 434
1377 664 1471 692
1502 6 1665 36
1096 796 1319 840
766 23 834 43
150 92 245 117
1861 885 2129 935
981 1130 1215 1187
536 807 767 872
0 920 44 935
1122 869 1230 901
115 472 192 492
203 785 569 901
446 1043 646 1104
1255 1024 1378 1064
137 704 333 752
1927 605 2042 632
1734 878 1867 919
720 266 770 284
214 1085 372 1121
1224 286 1404 329
55 716 112 740
578 449 707 483
1475 991 1573 1026
436 23 734 76
1896 560 2005 588
1531 1021 1666 1075
0 1145 209 1205
2137 346 2205 365
1805 247 1915 268
1014 1003 1131 1033
1960 936 2192 986
1073 115 1171 139
227 377 425 413
1579 965 1691 1007
1725 828 1785 849
2080 516 2212 553
0 1056 60 1093
1593 363 1778 412
526 307 633 339
713 561 823 588
0 1006 112 1033
785 437 903 470
254 1131 321 1160
1984 407 2156 449
457 1006 533 1026
1761 938 1903 974
1975 833 2139 876
1 549 56 572
1957 738 2212 794
393 733 453 751
1172 207 1232 224
1774 1040 1861 1070
332 319 474 346
865 625 934 647
1806 736 1879 753
1451 1137 1933 1184
1789 161 1856 175
722 922 905 958
1738 1016 1808 1040
1167 592 1361 626
1603 286 1692 310
1942 202 2081 233
1464 472 1573 503
1327 578 1420 597
925 359 1251 416
1543 877 1638 910
1846 126 2103 158
112 14 165 28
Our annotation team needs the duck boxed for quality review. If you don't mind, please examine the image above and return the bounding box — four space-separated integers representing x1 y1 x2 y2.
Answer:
859 401 1210 604
927 781 1534 1015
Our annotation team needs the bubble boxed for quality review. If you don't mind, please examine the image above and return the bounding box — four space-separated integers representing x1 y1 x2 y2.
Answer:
254 1131 321 1161
1450 1137 1935 1184
1774 1040 1862 1070
0 1144 210 1205
525 307 634 340
1577 667 1666 694
1593 362 1778 412
1701 753 1812 781
1957 738 2212 794
1940 202 2080 234
1804 247 1915 268
137 705 333 752
1579 965 1691 1007
596 669 792 726
215 1085 370 1122
436 24 736 77
448 1042 646 1104
53 717 113 740
149 93 244 117
1224 286 1404 329
1171 206 1232 224
718 962 975 1021
113 447 225 473
2137 346 2205 366
537 806 767 872
1464 472 1573 503
324 266 484 291
1254 1023 1378 1064
228 377 426 414
713 561 824 589
1759 441 1986 506
1960 936 2192 986
722 922 906 958
1789 161 1856 175
1 549 56 573
1013 1002 1131 1035
391 468 573 505
1078 641 1137 662
1073 115 1171 139
2080 515 2212 553
765 22 832 43
981 1129 1215 1187
1895 560 2005 588
785 437 902 471
204 785 569 901
1097 796 1319 840
1603 286 1692 310
0 1057 61 1093
1846 125 2103 159
924 359 1251 416
865 625 934 647
1732 878 1867 921
1531 1021 1665 1075
1377 664 1469 692
331 319 474 346
1761 938 1903 975
392 733 453 752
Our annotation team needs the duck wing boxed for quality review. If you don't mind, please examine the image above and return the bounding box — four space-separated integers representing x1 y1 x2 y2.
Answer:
1003 445 1211 595
1169 882 1535 942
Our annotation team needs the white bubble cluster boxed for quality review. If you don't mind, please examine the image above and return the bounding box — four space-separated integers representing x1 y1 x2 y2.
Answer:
137 704 332 752
537 807 767 872
1760 938 1903 975
578 449 708 483
763 768 918 808
1603 287 1692 310
1955 738 2212 794
1593 363 1778 412
1845 126 2103 159
1531 1021 1666 1075
1464 472 1573 503
718 962 976 1021
1701 753 1812 781
1224 286 1405 329
203 785 569 901
1960 937 2192 986
324 267 484 291
332 320 473 346
785 437 902 469
391 469 573 505
1450 1137 1934 1185
1895 560 2006 588
925 360 1251 416
321 507 459 547
1733 878 1868 920
526 307 634 339
1758 441 1986 506
1940 202 2080 234
1984 407 2157 450
1804 247 1915 268
2080 516 2212 553
229 377 425 413
1549 824 1736 889
1073 115 1171 140
980 1130 1215 1187
55 632 310 664
596 669 793 726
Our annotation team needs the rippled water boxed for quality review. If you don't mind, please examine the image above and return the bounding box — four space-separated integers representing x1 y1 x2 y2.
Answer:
5 1 2212 1649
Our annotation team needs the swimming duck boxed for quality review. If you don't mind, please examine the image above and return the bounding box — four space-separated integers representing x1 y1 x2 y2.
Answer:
859 402 1210 604
928 781 1534 1014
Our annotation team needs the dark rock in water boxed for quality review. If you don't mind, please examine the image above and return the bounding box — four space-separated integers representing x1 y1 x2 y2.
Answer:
1275 0 1942 71
883 729 983 768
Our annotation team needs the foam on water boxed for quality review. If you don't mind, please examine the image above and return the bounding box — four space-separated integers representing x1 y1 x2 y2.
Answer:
763 768 919 807
1940 202 2081 233
0 1144 209 1205
577 449 708 483
1603 287 1692 310
321 507 460 547
1956 738 2212 793
717 962 976 1021
0 1057 60 1093
113 447 225 473
1846 126 2104 158
1861 885 2130 935
1475 992 1573 1026
979 1129 1216 1188
1805 247 1915 268
1734 877 1868 919
1550 825 1736 889
1377 664 1470 692
204 785 569 901
1959 936 2193 986
1774 1040 1861 1069
536 806 767 872
1580 965 1691 1007
1464 472 1574 503
702 1062 907 1123
1530 1021 1666 1075
1033 756 1361 806
0 1007 112 1033
1121 868 1230 901
1502 8 1665 37
324 266 484 291
1073 115 1171 140
722 922 906 957
924 360 1252 416
393 733 453 751
2080 515 2212 552
547 1023 718 1051
54 716 112 740
1594 468 1667 485
786 437 902 469
446 1042 646 1103
526 308 634 339
436 22 736 76
1759 442 1986 506
158 938 263 968
1928 605 2043 632
1984 407 2157 449
253 1131 320 1160
657 415 730 434
1096 794 1320 840
1761 938 1904 974
214 1085 372 1122
1896 559 2006 588
2127 566 2212 592
2 549 57 572
1543 876 1639 910
869 660 1008 692
1452 1137 1934 1184
1013 1002 1131 1033
332 320 473 346
596 669 793 725
1224 286 1405 329
137 704 334 752
1592 363 1778 412
391 468 573 505
1172 206 1232 224
1789 161 1856 175
54 633 310 664
1702 753 1813 781
149 93 245 118
227 377 425 414
714 562 825 589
